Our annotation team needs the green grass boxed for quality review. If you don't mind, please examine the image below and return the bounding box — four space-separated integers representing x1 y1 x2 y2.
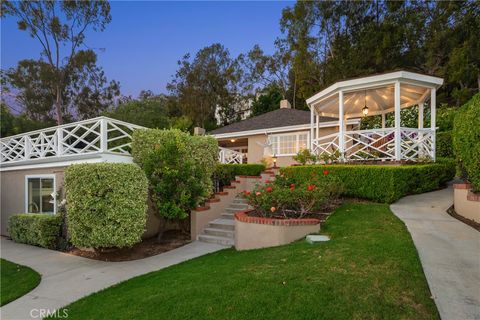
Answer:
1 258 41 306
49 203 439 320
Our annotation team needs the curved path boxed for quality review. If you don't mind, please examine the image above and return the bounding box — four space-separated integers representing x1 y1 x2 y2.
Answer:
0 239 226 320
391 186 480 320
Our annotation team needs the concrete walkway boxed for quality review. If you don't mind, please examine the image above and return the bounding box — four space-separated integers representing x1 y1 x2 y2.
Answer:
391 186 480 320
0 238 226 320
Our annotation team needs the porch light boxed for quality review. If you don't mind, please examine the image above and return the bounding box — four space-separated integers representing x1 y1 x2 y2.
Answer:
362 90 369 116
272 154 277 168
230 139 236 143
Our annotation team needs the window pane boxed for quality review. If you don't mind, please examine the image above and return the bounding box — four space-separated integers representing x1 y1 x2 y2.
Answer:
27 178 41 213
41 178 54 213
298 134 308 151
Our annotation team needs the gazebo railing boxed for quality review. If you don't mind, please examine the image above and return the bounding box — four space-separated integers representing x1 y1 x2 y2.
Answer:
218 147 244 164
312 127 435 162
0 117 144 164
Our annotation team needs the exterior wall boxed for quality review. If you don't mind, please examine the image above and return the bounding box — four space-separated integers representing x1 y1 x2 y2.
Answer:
246 126 345 167
453 184 480 223
235 219 320 251
1 167 66 236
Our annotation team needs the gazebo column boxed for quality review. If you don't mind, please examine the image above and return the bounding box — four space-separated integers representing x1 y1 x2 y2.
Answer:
418 102 424 156
338 91 345 160
394 81 401 161
310 105 314 150
431 88 436 161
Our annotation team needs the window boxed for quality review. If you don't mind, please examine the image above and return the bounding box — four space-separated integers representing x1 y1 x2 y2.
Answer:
270 132 309 156
25 175 56 214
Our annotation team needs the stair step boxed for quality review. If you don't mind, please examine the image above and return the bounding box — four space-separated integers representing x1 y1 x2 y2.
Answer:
229 203 249 208
203 228 234 238
221 213 235 220
199 234 233 246
209 219 235 230
233 198 248 203
226 207 248 213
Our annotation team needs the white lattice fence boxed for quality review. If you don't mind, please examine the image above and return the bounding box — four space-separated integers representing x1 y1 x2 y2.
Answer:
400 128 434 160
0 117 144 164
218 147 244 164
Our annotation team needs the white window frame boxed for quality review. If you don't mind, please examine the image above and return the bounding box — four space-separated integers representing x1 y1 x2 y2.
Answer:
270 132 310 156
25 174 56 214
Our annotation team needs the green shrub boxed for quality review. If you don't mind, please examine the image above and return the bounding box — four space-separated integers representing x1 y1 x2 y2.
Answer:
436 131 454 158
65 163 148 249
215 163 266 188
243 172 343 218
280 159 455 203
293 149 317 165
453 93 480 192
132 129 218 219
8 214 62 248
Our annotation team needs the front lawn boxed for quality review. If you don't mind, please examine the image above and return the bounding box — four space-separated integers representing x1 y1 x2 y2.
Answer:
0 258 41 306
49 203 439 319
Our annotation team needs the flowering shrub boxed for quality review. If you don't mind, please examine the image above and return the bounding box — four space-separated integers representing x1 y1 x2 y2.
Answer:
243 171 343 218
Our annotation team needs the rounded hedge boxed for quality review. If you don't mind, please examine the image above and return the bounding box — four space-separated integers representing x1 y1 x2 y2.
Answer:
65 163 149 248
453 93 480 192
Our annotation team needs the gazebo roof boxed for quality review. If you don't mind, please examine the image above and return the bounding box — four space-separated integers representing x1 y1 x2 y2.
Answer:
306 71 443 118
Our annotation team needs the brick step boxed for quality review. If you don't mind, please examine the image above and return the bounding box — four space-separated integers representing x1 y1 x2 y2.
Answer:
198 234 233 246
208 219 235 230
228 203 249 209
203 228 234 238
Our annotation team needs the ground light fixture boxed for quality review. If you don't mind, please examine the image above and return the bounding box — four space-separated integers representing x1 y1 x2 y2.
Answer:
272 154 277 168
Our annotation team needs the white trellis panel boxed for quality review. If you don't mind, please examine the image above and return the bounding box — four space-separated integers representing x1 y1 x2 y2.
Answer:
218 147 244 164
0 117 144 165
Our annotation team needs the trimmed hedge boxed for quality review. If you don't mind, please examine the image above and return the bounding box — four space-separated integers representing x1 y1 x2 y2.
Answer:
65 163 148 249
215 164 266 188
453 93 480 192
280 159 455 203
132 129 218 219
436 131 454 158
8 214 62 249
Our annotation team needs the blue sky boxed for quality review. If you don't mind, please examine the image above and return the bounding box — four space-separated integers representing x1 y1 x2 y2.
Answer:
1 1 293 98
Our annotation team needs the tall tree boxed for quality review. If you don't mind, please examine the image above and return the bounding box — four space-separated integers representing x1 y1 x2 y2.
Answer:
1 0 117 124
167 43 244 129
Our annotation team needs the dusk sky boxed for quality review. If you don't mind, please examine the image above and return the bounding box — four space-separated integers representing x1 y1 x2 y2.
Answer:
1 1 294 98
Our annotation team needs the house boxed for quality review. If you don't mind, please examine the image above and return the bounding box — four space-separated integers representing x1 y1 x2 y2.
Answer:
0 117 143 235
210 100 360 166
212 70 443 165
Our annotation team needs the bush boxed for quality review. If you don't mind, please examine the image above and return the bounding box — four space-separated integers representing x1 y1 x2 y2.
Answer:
243 171 343 218
453 93 480 192
8 214 62 249
436 131 454 158
214 163 266 188
132 129 218 219
65 163 148 249
293 149 317 165
280 159 455 203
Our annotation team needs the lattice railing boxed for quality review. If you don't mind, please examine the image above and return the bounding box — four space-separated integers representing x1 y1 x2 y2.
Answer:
218 147 244 164
0 117 144 164
312 127 435 162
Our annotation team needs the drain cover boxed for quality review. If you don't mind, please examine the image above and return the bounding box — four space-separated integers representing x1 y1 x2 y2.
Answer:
306 235 330 244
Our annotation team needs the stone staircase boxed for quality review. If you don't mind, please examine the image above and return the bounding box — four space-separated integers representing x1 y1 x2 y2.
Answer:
198 197 249 246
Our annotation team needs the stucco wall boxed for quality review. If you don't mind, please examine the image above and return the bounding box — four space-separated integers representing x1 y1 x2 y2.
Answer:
454 187 480 223
0 167 66 235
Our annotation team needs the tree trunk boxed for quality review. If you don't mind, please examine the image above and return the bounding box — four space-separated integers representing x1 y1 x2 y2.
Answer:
55 85 63 125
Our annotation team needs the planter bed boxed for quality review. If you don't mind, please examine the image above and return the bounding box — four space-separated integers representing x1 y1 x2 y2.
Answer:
234 209 321 251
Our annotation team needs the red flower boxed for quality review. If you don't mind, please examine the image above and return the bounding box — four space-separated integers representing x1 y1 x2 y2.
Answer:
290 185 295 191
266 186 273 192
323 170 329 176
270 207 277 213
265 179 271 184
245 191 251 195
255 191 262 196
307 185 316 191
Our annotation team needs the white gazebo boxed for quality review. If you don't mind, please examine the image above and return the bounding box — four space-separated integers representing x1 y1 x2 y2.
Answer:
306 71 444 162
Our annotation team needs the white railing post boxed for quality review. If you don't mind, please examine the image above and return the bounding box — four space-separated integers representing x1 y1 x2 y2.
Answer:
394 81 401 161
338 91 345 161
24 136 30 160
430 88 436 161
100 118 108 152
57 128 64 156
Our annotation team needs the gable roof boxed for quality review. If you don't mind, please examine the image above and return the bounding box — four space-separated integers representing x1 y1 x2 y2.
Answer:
209 108 335 135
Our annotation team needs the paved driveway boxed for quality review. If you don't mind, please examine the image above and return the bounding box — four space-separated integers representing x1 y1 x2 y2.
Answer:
0 238 226 320
391 186 480 320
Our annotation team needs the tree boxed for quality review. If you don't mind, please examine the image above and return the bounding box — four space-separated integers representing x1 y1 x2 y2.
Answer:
167 43 244 129
251 85 283 117
1 0 117 124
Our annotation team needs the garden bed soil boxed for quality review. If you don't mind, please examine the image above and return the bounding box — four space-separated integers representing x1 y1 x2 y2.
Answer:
68 230 191 262
447 205 480 231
